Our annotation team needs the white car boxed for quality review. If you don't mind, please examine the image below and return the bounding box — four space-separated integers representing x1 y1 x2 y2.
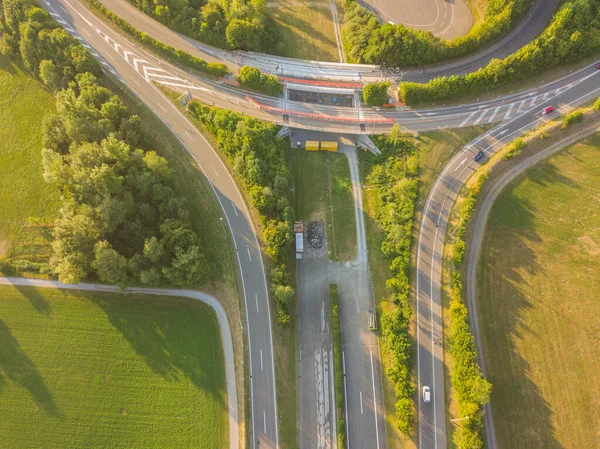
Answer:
422 386 431 403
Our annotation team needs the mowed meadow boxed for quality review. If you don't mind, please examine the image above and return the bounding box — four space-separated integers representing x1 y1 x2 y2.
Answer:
477 134 600 448
0 286 227 449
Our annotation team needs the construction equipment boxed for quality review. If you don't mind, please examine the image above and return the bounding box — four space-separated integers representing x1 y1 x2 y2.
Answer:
320 141 338 152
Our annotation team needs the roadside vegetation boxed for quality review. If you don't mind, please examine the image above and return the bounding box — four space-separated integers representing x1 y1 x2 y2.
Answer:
329 284 346 449
399 0 600 104
477 131 600 448
84 0 229 76
342 0 533 66
0 285 227 449
125 0 282 53
363 81 390 107
446 173 492 449
237 65 283 96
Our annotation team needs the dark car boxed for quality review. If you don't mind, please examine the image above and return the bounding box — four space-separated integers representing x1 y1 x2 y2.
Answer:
473 150 485 161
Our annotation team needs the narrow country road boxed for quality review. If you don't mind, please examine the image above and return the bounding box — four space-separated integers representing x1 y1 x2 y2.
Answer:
0 276 239 449
465 121 600 449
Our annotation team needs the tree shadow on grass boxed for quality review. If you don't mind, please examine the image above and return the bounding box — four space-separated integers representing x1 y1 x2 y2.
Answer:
479 163 583 448
90 295 226 407
15 286 51 315
0 319 62 417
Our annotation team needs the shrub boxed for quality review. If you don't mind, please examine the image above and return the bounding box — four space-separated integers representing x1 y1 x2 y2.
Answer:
237 66 283 96
593 96 600 111
330 284 346 448
363 81 390 106
398 0 600 104
561 110 584 129
503 137 527 160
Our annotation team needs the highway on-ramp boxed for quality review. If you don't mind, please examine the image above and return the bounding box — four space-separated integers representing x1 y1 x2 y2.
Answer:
38 2 280 448
414 74 600 449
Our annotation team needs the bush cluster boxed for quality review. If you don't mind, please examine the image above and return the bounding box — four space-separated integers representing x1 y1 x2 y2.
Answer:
342 0 533 66
502 137 527 160
187 102 294 325
329 284 346 448
449 173 492 449
399 0 600 104
1 0 210 287
361 133 419 433
593 96 600 111
561 110 584 129
127 0 282 53
363 81 390 106
237 65 283 96
83 0 229 77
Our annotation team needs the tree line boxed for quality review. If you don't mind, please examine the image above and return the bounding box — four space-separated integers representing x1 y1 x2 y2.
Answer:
399 0 600 104
360 129 420 433
187 101 294 325
1 0 212 288
127 0 282 54
342 0 533 67
449 173 492 449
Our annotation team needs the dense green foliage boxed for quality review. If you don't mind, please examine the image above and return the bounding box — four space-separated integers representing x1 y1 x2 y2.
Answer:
561 110 584 128
1 0 210 287
594 96 600 110
237 65 283 96
342 0 533 66
502 137 527 160
0 286 227 449
361 134 419 433
187 101 294 324
127 0 281 53
449 173 492 449
399 0 600 104
362 81 389 106
329 284 346 448
83 0 229 77
0 0 100 86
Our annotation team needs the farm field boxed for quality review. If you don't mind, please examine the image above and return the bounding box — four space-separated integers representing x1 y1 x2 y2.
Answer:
477 133 600 448
0 285 227 449
0 54 60 265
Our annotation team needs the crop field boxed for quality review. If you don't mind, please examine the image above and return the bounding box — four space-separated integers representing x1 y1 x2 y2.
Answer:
477 133 600 448
270 0 341 61
0 285 227 449
0 55 60 264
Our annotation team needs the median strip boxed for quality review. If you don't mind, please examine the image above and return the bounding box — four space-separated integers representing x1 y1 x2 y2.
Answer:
330 284 346 449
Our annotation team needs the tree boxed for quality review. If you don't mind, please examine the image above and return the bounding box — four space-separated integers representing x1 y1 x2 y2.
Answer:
92 240 129 285
39 59 61 90
363 81 390 107
226 19 260 50
162 246 210 287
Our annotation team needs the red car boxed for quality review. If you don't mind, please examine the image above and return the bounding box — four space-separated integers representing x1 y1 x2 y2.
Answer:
542 106 555 116
596 62 600 69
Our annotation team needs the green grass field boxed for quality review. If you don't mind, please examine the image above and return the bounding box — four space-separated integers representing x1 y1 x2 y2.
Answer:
477 133 600 449
270 0 340 61
291 150 357 261
0 55 61 264
0 285 227 448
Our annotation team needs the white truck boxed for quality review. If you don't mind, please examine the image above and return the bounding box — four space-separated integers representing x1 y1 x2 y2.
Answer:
294 221 304 259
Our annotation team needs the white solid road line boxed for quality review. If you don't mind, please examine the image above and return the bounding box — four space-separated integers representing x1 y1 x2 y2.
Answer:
255 293 260 313
370 350 380 449
359 391 363 414
260 349 264 371
247 246 252 262
343 351 350 449
459 111 477 127
264 411 267 434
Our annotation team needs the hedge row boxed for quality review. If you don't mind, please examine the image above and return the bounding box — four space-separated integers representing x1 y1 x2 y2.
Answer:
449 173 492 449
83 0 229 77
329 284 346 449
342 0 534 67
361 133 420 433
186 101 295 325
237 66 283 96
399 0 600 104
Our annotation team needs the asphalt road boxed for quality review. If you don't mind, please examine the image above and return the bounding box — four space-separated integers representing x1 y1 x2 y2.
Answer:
465 121 600 449
0 277 239 449
38 2 280 448
414 74 600 449
359 0 472 40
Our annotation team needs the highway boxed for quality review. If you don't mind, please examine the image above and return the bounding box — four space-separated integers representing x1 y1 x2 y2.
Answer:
465 121 600 449
39 1 280 448
35 0 600 447
415 75 600 449
0 277 239 448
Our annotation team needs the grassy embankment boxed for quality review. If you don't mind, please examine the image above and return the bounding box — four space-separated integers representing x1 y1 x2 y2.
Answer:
269 0 341 61
359 126 489 449
476 131 600 449
0 285 227 448
291 150 356 261
329 284 346 448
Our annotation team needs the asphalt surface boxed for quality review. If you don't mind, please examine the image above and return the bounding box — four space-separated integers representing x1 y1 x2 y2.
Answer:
0 277 239 449
359 0 472 40
465 121 600 449
414 74 600 449
38 2 281 448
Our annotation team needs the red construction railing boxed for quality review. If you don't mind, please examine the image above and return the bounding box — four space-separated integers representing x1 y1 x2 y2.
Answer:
278 76 363 89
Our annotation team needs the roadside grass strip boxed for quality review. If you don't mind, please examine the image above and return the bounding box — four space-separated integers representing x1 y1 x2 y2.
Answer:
329 284 346 449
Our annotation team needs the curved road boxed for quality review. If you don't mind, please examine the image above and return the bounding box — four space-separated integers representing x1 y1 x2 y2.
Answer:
415 78 600 449
465 121 600 449
40 2 280 448
0 277 239 449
